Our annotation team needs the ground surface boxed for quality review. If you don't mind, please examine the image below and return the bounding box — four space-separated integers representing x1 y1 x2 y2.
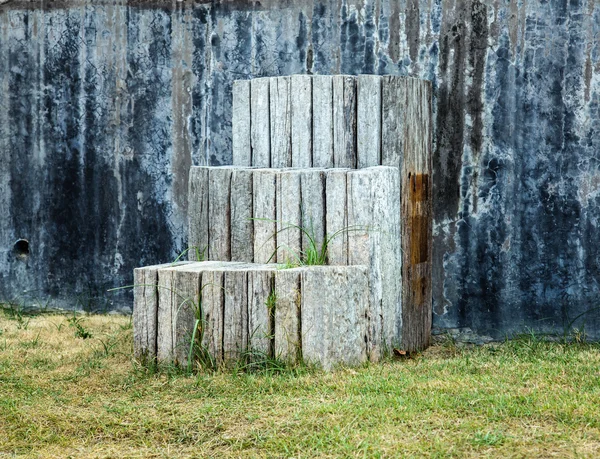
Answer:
1 310 599 458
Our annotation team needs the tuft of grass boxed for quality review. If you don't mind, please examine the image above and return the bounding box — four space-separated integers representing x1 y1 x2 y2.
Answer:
173 245 207 263
254 217 368 268
67 314 93 339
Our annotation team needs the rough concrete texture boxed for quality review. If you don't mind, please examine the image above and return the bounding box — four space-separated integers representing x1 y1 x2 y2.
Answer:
1 1 599 339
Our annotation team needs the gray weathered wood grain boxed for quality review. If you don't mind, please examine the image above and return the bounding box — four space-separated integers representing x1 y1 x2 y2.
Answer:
250 78 271 167
324 169 349 265
333 75 357 168
200 266 229 366
170 268 203 367
357 75 382 168
381 76 406 168
301 266 369 371
371 167 402 352
291 75 313 168
270 77 292 168
223 269 249 364
230 168 254 263
274 269 301 363
208 167 233 261
300 170 326 256
253 169 278 263
232 79 251 167
156 268 176 363
347 167 402 361
133 261 192 363
312 75 334 168
248 269 274 356
401 78 433 353
276 170 302 265
188 167 209 261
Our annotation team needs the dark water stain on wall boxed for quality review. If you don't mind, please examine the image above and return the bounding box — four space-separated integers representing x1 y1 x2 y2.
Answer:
1 0 599 338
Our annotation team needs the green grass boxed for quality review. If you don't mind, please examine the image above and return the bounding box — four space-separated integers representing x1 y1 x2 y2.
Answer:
1 309 600 458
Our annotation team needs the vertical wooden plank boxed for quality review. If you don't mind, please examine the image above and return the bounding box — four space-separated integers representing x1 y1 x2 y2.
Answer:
381 76 406 168
324 169 349 265
223 270 249 364
274 269 302 363
346 169 380 361
301 266 369 370
357 75 382 168
253 169 278 263
230 168 254 262
371 167 402 352
276 170 302 265
133 268 151 361
248 269 274 356
232 79 251 166
208 167 232 261
270 77 292 168
188 167 209 261
291 75 313 168
156 269 175 363
133 261 194 363
250 78 271 167
171 268 202 367
312 75 334 168
201 269 225 366
333 75 357 168
401 79 433 353
300 170 326 257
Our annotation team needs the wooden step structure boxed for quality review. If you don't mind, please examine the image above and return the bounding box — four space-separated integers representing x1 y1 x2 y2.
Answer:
135 261 370 371
133 74 433 370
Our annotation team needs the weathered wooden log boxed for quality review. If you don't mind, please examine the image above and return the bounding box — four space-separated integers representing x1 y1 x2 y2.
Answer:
208 167 233 261
324 169 350 265
276 170 302 264
333 75 357 168
270 76 292 168
291 75 313 168
223 268 249 363
156 262 229 366
347 167 402 360
299 170 326 258
250 78 271 167
188 167 209 261
169 267 202 367
401 78 433 353
247 269 275 356
274 269 302 363
381 76 406 168
312 76 334 168
371 167 402 352
253 169 278 263
357 75 382 168
200 268 225 364
232 80 251 167
230 168 254 263
301 266 369 370
133 261 192 363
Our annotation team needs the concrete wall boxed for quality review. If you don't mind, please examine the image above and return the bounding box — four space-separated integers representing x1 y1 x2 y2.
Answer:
1 0 599 337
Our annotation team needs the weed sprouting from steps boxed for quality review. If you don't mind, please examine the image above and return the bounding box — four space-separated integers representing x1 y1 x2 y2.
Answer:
109 282 217 373
253 217 369 267
173 245 207 263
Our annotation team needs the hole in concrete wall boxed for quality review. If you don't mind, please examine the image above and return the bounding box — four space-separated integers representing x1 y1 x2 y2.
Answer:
14 239 30 257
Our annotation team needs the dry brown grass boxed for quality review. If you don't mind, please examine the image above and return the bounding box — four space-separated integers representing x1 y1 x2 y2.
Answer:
1 310 600 458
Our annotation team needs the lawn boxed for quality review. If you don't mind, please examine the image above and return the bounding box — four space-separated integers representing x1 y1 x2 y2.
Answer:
1 308 599 458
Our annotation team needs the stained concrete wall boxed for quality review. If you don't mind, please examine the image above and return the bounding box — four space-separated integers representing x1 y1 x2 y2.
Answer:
1 0 599 337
